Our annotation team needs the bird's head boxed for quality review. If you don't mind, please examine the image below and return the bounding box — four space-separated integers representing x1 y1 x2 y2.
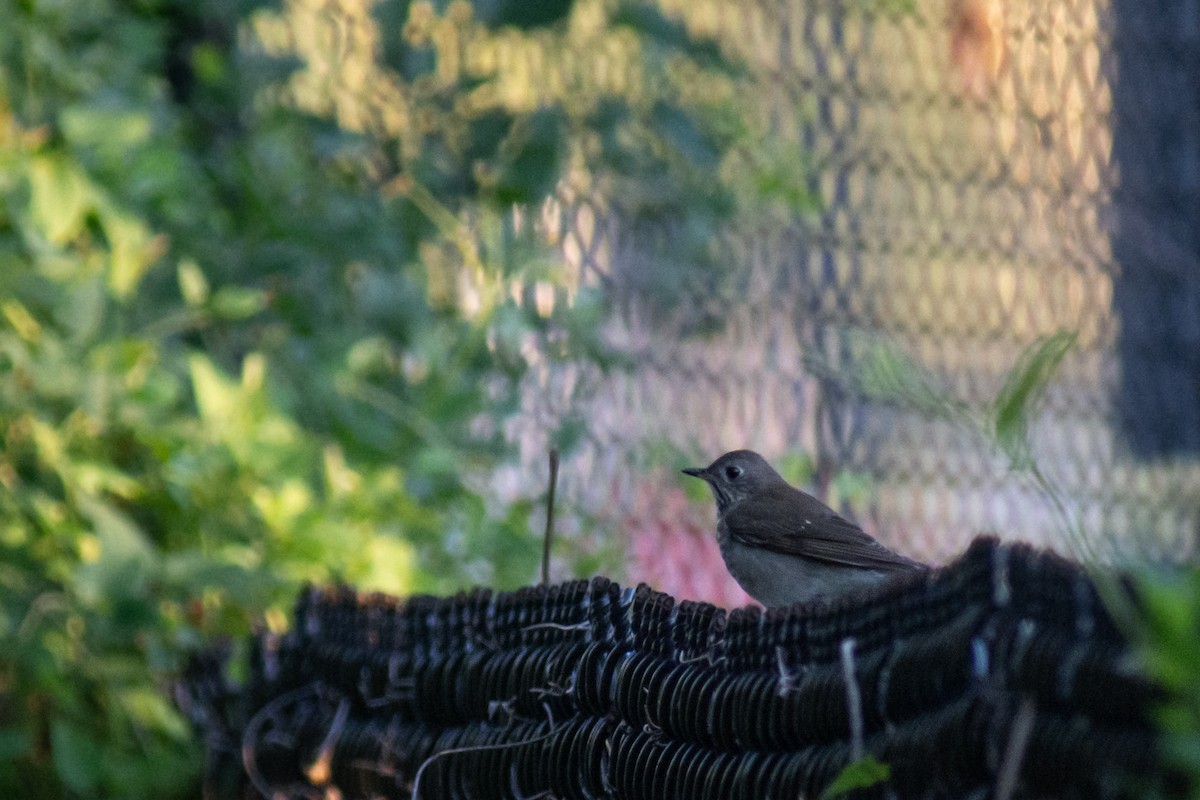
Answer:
682 450 787 513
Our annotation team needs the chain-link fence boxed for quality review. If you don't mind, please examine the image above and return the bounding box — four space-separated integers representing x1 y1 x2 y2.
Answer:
271 0 1200 602
499 0 1200 599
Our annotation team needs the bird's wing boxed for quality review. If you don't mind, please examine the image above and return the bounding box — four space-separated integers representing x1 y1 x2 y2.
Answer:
724 495 924 573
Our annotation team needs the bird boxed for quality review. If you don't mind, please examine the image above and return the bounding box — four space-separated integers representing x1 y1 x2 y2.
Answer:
683 450 926 607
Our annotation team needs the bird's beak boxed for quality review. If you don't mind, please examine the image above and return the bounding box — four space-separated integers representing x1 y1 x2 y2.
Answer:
681 467 707 479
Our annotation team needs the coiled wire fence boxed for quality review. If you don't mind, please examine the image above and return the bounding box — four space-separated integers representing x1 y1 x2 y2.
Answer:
179 538 1175 799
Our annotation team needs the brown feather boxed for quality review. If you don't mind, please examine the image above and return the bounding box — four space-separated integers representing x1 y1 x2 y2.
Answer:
722 485 924 573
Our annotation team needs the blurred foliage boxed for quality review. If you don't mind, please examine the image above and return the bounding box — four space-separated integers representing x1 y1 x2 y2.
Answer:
844 328 1200 800
829 329 1097 557
1136 569 1200 799
991 330 1078 470
839 328 1200 795
0 0 754 796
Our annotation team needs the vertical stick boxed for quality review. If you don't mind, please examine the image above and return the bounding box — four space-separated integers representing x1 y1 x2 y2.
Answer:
541 449 560 586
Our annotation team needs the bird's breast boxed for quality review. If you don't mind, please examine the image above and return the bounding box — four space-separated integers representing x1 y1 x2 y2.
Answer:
716 521 887 608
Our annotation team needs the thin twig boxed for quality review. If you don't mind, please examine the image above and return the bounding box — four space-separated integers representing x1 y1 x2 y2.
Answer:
995 696 1037 800
542 448 560 586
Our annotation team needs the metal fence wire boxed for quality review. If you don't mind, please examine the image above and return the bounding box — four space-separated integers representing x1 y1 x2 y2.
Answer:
501 0 1200 592
272 0 1200 596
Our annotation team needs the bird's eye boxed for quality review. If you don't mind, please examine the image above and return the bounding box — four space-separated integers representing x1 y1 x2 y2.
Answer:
724 465 743 480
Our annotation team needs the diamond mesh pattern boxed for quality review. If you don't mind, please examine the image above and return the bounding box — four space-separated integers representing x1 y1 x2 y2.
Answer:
503 0 1200 593
265 0 1200 598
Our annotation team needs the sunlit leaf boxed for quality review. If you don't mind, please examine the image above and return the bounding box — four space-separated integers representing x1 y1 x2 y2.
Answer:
72 460 141 500
27 155 93 245
210 286 266 319
1 300 43 343
60 104 153 158
119 687 192 741
356 534 418 594
99 200 164 299
178 259 210 306
189 353 240 432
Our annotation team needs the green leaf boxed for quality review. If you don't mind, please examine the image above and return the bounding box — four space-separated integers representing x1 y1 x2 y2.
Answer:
467 110 515 163
178 259 210 306
0 727 33 761
478 0 575 29
1165 730 1200 773
51 720 104 794
1137 572 1200 690
492 109 564 205
610 5 731 72
191 42 227 85
96 196 163 299
119 687 192 741
189 353 239 431
60 104 153 159
62 275 106 342
355 535 417 595
210 286 266 319
821 754 891 799
27 155 94 245
857 341 965 420
76 493 155 566
992 330 1077 466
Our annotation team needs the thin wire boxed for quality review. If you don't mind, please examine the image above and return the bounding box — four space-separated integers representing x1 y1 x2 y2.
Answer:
995 696 1037 800
840 637 864 762
409 724 561 800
